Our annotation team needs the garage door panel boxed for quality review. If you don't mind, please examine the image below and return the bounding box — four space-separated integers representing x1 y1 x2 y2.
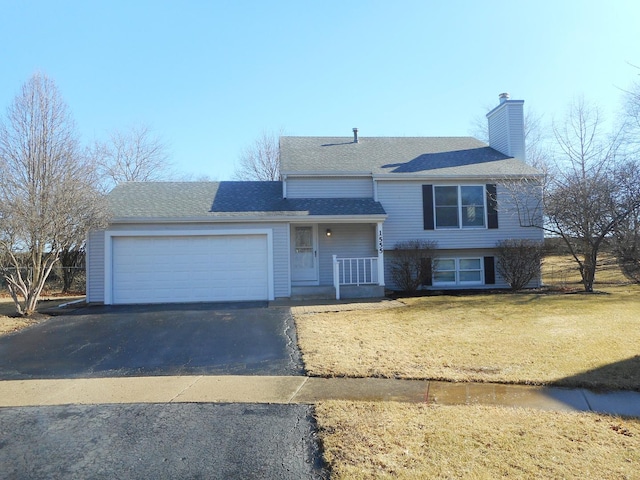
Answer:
112 235 269 304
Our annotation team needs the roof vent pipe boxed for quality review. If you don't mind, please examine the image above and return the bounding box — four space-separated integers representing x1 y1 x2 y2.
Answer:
353 127 359 143
499 92 510 104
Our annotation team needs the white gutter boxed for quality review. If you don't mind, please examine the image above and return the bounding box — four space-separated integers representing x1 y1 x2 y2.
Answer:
372 173 545 181
280 171 373 177
109 214 388 224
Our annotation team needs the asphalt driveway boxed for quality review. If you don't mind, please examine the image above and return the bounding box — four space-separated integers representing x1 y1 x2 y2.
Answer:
0 302 304 379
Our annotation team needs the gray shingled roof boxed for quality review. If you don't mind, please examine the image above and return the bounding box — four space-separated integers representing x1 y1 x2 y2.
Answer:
280 136 540 176
108 181 386 220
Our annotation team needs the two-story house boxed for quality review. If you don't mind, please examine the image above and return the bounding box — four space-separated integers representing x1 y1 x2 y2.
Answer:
86 94 543 304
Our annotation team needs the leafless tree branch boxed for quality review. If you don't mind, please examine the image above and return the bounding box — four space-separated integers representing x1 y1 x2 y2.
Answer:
233 130 282 181
92 124 173 190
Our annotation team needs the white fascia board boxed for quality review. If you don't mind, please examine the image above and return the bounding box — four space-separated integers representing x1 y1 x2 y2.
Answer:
109 216 272 224
372 172 544 181
280 171 373 177
286 214 387 223
110 214 387 225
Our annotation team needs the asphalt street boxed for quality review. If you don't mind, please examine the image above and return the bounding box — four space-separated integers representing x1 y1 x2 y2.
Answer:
0 402 325 479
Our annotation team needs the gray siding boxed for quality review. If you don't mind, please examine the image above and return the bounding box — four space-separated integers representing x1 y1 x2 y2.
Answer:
377 180 543 250
317 223 377 285
286 177 373 198
488 100 525 161
86 230 105 303
488 106 508 155
89 222 291 302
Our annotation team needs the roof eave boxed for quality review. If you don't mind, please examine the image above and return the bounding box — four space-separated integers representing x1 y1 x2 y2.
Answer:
281 170 373 177
372 172 544 181
109 213 388 225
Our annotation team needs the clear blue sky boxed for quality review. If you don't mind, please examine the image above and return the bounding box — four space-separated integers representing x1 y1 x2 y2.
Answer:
2 0 639 180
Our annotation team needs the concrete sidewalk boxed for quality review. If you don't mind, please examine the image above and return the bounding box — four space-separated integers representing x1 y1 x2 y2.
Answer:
2 375 640 417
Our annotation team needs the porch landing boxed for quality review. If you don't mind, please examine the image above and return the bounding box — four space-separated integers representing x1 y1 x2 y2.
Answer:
290 285 385 301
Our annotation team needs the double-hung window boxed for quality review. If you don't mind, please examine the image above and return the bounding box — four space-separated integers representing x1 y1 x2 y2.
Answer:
433 185 485 229
433 258 483 286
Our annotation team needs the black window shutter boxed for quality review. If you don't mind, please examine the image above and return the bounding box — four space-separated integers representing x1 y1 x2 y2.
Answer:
421 257 433 286
484 256 496 285
422 185 434 230
486 184 498 229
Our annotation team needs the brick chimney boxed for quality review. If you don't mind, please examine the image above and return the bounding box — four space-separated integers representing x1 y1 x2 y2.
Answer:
485 93 525 162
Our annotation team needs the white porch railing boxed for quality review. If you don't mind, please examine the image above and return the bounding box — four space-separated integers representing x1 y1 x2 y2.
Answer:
332 255 379 300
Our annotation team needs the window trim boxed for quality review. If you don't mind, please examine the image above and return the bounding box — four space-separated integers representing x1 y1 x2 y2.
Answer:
432 185 487 230
433 257 485 286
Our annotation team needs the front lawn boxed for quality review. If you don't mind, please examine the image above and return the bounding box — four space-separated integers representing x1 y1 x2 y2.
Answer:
316 401 640 479
303 257 640 479
295 285 640 391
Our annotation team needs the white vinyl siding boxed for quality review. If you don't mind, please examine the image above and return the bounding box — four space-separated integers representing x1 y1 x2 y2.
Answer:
285 176 373 198
488 106 509 154
487 100 525 161
86 230 105 303
377 180 543 250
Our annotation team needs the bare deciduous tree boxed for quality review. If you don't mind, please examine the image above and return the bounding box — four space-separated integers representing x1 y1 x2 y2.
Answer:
234 130 281 181
496 95 640 292
542 99 639 292
0 73 109 315
93 124 172 190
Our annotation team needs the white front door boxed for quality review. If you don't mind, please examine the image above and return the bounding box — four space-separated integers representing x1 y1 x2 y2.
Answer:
291 225 318 284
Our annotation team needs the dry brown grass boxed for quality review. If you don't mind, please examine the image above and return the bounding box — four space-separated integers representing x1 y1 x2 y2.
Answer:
542 253 630 287
295 285 640 390
316 401 640 480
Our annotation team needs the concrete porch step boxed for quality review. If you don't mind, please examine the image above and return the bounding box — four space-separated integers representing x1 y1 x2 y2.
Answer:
290 286 335 301
290 285 385 300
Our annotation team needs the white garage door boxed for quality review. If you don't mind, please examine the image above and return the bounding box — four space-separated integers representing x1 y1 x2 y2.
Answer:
111 235 269 304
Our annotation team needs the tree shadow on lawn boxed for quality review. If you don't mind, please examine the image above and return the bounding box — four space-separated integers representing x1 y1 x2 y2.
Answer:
538 356 640 417
551 355 640 392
